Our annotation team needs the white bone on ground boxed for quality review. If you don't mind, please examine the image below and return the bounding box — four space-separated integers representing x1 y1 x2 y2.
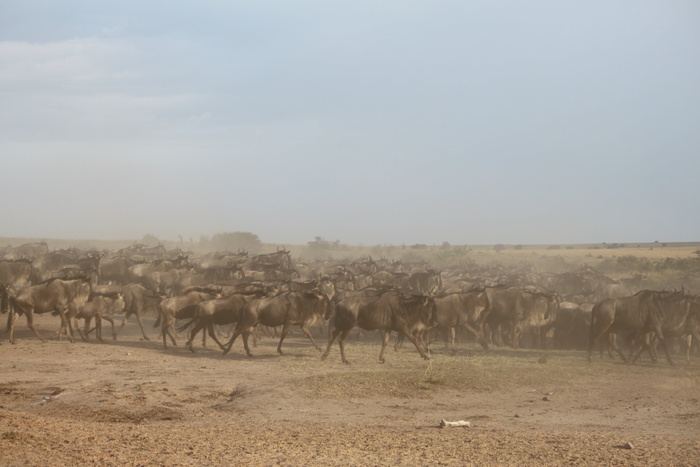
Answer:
440 419 471 428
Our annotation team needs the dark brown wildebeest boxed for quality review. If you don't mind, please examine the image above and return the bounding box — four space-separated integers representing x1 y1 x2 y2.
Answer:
177 291 265 352
321 289 437 365
223 291 329 357
588 289 692 365
7 279 91 343
628 290 693 365
485 287 559 349
157 287 220 349
433 290 490 353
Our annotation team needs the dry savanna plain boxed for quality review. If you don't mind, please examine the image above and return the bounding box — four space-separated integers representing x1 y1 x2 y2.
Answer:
1 241 700 466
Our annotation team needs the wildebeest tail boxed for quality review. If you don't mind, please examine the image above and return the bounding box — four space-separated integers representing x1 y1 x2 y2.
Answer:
177 317 196 332
175 304 199 320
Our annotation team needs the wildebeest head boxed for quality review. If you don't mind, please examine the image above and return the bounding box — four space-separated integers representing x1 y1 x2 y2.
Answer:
402 294 438 328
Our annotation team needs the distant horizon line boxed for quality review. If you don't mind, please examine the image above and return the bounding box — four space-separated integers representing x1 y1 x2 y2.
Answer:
1 236 698 249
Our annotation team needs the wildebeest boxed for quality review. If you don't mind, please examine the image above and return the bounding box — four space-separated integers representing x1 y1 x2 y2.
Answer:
73 294 125 342
3 242 48 261
321 289 437 364
433 290 490 353
112 283 165 341
485 287 559 349
629 290 693 364
177 291 265 352
0 259 33 290
98 255 134 284
406 270 442 296
588 289 693 365
223 291 329 357
157 287 220 349
7 279 91 343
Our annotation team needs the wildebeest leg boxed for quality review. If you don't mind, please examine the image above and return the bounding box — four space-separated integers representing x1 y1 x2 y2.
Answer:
460 322 488 350
608 333 629 363
165 322 177 348
653 328 675 365
24 310 47 343
116 312 132 339
206 323 229 351
76 317 90 342
321 326 344 361
378 331 392 363
161 314 177 349
631 333 653 364
393 332 404 351
299 325 322 352
6 307 21 344
56 306 75 343
242 329 255 357
185 321 205 352
450 327 456 354
94 315 104 343
588 318 614 363
397 326 431 361
101 315 117 340
133 311 151 341
276 323 292 354
90 314 115 341
337 328 353 365
223 328 245 355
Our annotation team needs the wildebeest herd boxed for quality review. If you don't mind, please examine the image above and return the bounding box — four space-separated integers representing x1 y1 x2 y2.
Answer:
1 241 699 365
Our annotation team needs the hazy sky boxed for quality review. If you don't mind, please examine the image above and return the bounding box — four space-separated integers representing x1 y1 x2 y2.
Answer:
1 1 699 246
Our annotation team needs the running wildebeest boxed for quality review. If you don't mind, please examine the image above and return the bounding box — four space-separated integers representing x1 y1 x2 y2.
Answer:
322 289 437 364
7 278 91 343
223 291 329 357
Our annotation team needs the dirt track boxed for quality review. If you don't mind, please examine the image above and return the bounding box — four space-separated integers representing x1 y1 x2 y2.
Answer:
1 316 699 466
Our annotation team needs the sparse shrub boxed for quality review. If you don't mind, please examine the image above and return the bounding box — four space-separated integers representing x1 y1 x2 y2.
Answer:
207 231 262 253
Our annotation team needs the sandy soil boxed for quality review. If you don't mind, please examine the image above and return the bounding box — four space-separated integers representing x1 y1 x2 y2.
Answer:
1 316 699 466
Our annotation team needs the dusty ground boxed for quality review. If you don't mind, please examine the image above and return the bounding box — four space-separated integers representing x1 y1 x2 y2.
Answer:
1 315 699 466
